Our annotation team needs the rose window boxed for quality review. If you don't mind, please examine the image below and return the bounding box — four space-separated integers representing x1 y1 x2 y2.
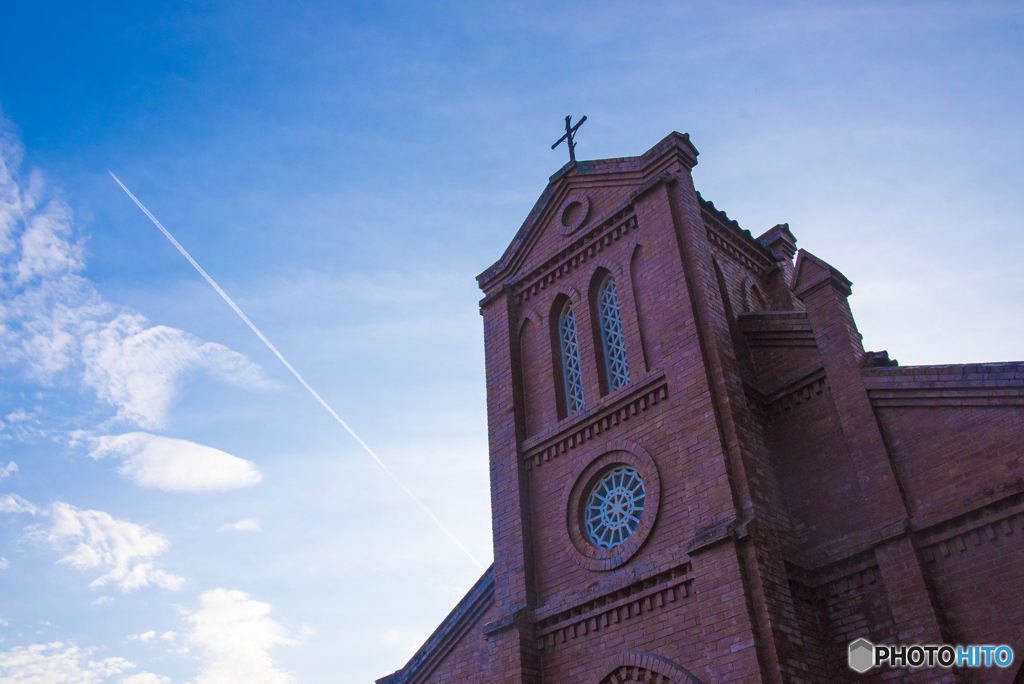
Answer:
584 466 645 550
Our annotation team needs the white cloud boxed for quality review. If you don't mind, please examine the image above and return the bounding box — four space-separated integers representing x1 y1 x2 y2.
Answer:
91 433 262 492
120 674 171 684
0 122 273 431
0 120 41 257
0 461 17 480
0 557 9 569
44 502 185 592
185 589 295 684
16 200 83 284
91 596 115 608
0 122 108 384
127 631 156 644
0 642 165 684
0 408 47 443
81 315 274 430
0 493 38 515
1 276 111 382
155 630 189 656
218 518 262 533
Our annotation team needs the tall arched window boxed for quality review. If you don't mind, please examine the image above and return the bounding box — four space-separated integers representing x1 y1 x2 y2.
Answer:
558 300 586 415
597 274 629 391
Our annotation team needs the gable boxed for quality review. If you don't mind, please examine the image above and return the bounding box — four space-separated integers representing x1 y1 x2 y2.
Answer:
792 249 852 299
476 132 698 296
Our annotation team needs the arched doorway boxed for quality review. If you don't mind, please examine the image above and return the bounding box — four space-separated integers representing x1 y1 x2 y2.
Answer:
594 651 704 684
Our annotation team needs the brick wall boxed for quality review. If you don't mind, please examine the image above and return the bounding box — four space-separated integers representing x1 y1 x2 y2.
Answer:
382 132 1024 684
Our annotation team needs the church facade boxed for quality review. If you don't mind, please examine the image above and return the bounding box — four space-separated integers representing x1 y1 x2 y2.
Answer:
377 133 1024 684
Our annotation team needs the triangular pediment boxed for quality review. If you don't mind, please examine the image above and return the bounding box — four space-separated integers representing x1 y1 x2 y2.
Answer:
477 132 698 294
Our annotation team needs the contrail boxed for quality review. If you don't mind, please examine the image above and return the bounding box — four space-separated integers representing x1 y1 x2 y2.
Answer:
109 171 485 572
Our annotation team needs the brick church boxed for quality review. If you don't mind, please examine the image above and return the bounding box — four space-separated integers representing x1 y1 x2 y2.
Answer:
377 132 1024 683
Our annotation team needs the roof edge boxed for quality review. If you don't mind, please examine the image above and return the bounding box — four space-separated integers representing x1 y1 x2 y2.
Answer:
375 564 495 684
696 192 777 263
862 361 1024 375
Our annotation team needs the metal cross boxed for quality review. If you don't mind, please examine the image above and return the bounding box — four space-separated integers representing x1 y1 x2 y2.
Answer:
552 115 587 163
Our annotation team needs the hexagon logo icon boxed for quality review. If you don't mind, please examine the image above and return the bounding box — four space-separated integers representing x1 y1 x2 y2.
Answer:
848 638 874 673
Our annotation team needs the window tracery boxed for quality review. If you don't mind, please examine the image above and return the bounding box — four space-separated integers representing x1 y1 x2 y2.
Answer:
558 301 585 414
585 465 645 550
597 275 629 391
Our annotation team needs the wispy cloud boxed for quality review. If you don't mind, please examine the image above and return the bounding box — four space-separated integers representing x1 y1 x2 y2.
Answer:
15 198 83 284
0 461 16 480
218 518 262 532
0 120 273 431
82 315 275 430
127 630 157 644
120 673 171 684
90 432 262 492
0 642 167 684
0 493 37 514
0 120 41 256
0 557 9 570
43 502 185 593
0 409 46 443
185 588 296 684
0 119 112 384
0 273 111 383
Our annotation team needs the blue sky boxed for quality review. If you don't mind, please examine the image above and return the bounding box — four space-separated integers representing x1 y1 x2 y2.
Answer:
1 2 1022 682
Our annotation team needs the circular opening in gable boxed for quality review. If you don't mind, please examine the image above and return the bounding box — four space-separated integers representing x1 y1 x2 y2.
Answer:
558 194 590 235
561 201 583 228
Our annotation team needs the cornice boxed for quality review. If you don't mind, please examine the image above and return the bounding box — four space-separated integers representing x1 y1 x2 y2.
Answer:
698 193 776 275
520 370 669 470
512 210 639 308
863 361 1024 407
737 310 816 348
531 563 692 652
744 368 829 423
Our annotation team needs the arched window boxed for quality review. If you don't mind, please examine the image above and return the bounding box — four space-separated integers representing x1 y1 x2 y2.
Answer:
597 274 629 391
558 300 586 415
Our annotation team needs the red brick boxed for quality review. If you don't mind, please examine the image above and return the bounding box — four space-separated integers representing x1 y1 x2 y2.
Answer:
377 133 1024 684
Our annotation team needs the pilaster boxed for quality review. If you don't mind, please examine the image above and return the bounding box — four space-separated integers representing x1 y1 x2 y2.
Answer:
668 173 805 683
793 250 959 683
481 287 541 682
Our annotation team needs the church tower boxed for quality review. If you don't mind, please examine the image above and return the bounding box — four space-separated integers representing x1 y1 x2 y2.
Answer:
378 132 1024 684
476 131 791 683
